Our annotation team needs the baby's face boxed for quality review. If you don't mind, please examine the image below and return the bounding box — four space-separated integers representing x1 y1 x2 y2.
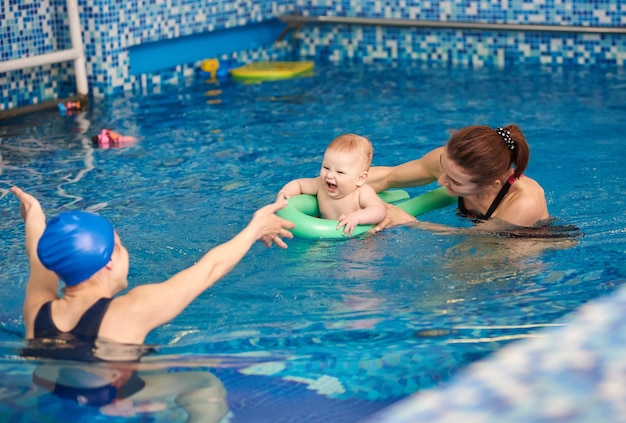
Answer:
319 149 367 199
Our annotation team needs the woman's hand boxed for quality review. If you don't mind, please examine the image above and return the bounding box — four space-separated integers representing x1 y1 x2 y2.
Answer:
253 199 295 248
371 204 416 233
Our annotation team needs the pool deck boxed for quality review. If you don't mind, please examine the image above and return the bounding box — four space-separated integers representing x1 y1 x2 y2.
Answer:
366 281 626 423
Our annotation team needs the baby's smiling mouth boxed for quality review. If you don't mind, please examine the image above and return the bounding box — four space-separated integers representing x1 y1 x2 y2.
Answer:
326 181 337 192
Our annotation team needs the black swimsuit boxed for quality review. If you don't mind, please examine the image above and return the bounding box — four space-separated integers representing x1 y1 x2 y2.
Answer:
34 297 113 340
25 298 148 405
457 178 515 222
22 298 115 362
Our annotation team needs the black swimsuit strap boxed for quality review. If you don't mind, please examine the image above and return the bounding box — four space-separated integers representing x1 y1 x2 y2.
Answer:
33 301 53 337
457 180 512 220
72 298 113 338
484 180 512 219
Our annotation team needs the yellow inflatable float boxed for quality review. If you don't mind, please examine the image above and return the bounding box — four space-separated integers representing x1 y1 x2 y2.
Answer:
229 61 314 81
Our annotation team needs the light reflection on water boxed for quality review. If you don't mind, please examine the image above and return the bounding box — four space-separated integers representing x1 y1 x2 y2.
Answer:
0 62 625 421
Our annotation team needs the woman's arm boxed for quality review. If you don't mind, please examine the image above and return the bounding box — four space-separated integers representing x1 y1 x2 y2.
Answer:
371 204 417 232
367 147 444 193
103 200 295 344
11 187 60 338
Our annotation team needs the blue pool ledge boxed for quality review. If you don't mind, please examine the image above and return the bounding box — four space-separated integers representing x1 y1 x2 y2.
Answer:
366 281 626 423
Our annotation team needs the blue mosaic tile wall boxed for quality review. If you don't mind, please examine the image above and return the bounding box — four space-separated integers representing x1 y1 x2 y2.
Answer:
292 26 626 66
1 0 625 112
0 0 294 111
290 0 626 66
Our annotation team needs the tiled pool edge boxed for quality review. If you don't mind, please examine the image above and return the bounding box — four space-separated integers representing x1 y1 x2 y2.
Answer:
365 281 626 422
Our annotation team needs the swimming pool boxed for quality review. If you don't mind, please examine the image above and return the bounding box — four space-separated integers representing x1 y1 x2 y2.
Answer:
1 62 625 422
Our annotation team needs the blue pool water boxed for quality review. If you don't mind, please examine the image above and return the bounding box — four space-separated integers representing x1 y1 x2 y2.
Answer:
0 62 625 422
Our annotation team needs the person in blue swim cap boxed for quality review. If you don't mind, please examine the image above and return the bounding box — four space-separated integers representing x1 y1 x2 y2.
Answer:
10 186 294 345
11 187 285 418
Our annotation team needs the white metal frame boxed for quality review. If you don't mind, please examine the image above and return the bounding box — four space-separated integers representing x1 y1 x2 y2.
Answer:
0 0 88 96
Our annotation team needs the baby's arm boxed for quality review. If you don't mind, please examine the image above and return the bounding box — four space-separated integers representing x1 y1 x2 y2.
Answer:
276 178 320 201
337 185 387 236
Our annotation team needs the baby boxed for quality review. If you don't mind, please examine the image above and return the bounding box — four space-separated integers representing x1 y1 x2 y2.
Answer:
277 133 386 236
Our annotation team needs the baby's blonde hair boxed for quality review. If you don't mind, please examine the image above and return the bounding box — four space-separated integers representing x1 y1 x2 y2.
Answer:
326 134 374 170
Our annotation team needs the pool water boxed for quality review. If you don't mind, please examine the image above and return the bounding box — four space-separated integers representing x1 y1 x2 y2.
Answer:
1 62 625 422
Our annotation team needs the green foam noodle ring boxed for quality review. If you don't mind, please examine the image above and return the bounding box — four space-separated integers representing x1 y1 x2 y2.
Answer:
395 186 457 216
276 189 408 239
276 187 456 239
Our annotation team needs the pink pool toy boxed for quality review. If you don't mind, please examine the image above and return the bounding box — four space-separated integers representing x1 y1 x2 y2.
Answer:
94 129 138 149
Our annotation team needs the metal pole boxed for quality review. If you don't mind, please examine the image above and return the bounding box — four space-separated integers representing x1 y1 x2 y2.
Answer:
67 0 88 96
0 0 88 96
278 15 626 35
0 49 81 73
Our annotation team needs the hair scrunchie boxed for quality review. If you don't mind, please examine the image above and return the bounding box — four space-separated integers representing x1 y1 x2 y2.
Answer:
495 127 515 150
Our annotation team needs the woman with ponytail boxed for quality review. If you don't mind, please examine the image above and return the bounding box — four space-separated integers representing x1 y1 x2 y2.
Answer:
368 125 549 230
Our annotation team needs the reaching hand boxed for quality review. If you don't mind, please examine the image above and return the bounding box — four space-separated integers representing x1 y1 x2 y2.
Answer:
252 199 295 249
11 186 44 223
10 186 52 274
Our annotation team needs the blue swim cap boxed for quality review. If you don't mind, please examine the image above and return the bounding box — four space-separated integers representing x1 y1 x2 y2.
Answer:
37 211 115 286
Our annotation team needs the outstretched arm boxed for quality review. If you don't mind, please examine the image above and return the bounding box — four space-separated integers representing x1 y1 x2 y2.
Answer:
276 178 319 201
106 199 295 344
11 187 59 338
367 147 444 193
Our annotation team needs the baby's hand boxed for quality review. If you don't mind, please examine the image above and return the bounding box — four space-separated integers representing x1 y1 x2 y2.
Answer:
337 212 360 237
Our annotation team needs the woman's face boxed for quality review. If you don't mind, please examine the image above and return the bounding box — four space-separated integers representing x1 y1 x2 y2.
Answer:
437 151 479 197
